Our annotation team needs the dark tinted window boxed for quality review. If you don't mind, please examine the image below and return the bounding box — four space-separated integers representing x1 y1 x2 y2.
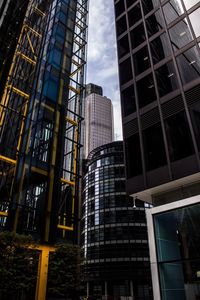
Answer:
115 0 125 18
118 35 130 59
143 123 167 170
119 58 132 85
116 15 127 36
130 23 146 49
165 111 195 161
141 0 159 15
125 133 142 177
150 33 171 64
126 0 137 8
137 73 157 107
133 46 150 75
146 10 164 37
128 4 142 27
121 85 136 116
155 61 179 97
176 46 200 85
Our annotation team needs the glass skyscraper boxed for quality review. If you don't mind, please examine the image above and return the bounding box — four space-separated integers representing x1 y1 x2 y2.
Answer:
115 1 200 299
115 0 200 204
81 141 152 300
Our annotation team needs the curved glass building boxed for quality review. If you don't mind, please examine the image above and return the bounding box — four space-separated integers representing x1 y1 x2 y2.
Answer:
81 141 152 300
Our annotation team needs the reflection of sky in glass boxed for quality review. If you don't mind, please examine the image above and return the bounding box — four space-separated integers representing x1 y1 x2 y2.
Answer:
183 0 200 10
190 8 200 38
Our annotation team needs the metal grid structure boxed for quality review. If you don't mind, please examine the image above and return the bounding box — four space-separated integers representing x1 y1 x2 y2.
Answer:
0 0 88 243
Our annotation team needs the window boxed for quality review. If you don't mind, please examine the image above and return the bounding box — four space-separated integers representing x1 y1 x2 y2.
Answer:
143 123 167 171
118 35 130 58
165 111 195 161
125 133 142 177
176 46 200 85
154 204 200 299
141 0 159 15
183 0 200 10
128 4 142 28
163 1 184 25
155 61 179 97
121 85 136 116
189 8 200 38
126 0 137 8
119 58 132 85
116 15 127 36
150 33 171 64
130 23 146 49
146 10 164 37
133 46 151 75
169 19 193 51
137 73 157 108
115 0 125 18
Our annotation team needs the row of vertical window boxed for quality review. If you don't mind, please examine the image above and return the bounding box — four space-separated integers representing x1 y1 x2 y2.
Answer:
84 244 149 260
83 226 148 244
115 0 200 22
125 108 199 175
84 210 147 227
120 44 200 114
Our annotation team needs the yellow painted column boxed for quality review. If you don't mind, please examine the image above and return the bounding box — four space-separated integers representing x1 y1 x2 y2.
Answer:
35 247 51 300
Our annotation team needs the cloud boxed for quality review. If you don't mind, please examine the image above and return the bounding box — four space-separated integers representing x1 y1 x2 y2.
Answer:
86 0 122 140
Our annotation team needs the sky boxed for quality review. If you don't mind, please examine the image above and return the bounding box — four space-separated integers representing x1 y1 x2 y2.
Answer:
86 0 122 140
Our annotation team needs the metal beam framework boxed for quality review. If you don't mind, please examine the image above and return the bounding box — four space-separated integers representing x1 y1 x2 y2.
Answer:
0 0 88 242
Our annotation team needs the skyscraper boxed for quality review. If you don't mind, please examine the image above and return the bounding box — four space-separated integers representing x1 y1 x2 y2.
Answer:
81 141 152 299
0 0 88 244
115 0 200 204
114 1 200 299
84 83 114 158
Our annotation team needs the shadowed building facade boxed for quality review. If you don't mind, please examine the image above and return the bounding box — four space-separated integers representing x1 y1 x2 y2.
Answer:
114 0 200 299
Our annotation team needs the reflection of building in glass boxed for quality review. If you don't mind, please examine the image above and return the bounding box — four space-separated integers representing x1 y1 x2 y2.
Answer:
81 142 152 300
147 197 200 300
115 0 200 299
84 84 114 158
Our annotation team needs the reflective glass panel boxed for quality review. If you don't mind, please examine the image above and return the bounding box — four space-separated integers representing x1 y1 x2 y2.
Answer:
155 61 179 97
133 46 151 75
146 9 165 37
176 46 200 85
189 8 200 38
154 204 200 300
130 23 146 49
150 33 171 64
169 18 193 51
141 0 159 15
163 0 184 25
137 73 157 107
183 0 200 10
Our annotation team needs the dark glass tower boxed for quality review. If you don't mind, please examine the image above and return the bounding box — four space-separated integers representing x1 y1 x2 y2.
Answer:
0 0 88 243
81 141 153 300
114 0 200 204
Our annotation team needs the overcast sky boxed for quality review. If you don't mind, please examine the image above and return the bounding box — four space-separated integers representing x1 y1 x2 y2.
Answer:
86 0 122 140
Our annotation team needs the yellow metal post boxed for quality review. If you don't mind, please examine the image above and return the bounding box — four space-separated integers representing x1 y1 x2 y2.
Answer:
34 245 55 300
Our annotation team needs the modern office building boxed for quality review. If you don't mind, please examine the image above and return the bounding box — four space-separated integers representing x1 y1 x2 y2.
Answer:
81 141 153 300
84 83 114 158
114 1 200 299
115 0 200 203
0 0 88 244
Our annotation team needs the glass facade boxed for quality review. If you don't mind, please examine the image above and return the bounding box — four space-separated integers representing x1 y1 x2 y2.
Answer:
154 204 200 300
115 0 200 196
81 141 152 299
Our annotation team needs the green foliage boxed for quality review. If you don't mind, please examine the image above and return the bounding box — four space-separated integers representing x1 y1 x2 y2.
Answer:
47 243 84 299
0 231 38 300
